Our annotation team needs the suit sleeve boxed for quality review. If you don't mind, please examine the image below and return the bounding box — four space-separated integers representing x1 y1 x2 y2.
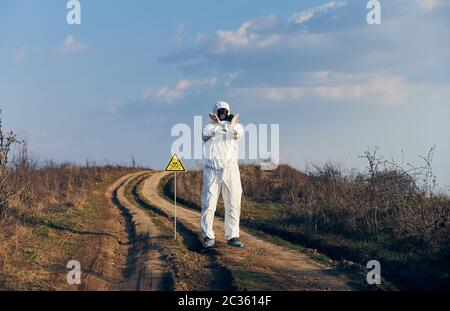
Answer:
202 123 228 142
231 123 244 141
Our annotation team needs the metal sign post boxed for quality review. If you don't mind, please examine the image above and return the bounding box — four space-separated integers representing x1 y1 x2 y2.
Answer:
174 172 177 240
164 153 185 240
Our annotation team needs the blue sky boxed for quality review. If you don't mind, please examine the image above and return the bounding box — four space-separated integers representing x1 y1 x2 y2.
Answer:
1 0 449 187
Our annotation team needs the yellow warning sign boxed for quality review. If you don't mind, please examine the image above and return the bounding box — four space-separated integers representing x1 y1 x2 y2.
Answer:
164 154 186 172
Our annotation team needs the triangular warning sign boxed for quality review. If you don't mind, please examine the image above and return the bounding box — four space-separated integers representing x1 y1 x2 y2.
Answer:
164 154 186 172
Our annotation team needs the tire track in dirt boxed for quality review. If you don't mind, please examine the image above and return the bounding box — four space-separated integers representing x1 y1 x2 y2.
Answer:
81 174 133 291
139 171 362 291
113 172 174 291
82 172 173 291
83 171 236 291
131 173 236 291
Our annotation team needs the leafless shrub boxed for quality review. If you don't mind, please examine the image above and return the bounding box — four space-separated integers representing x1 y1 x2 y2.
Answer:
173 149 449 289
0 110 22 219
175 148 449 256
293 147 449 254
0 111 132 226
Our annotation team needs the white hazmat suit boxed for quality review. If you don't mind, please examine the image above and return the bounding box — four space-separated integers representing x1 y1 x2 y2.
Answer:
201 101 244 242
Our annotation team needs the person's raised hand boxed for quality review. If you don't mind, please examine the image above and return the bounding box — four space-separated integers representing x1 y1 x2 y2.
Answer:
231 112 240 125
209 112 220 124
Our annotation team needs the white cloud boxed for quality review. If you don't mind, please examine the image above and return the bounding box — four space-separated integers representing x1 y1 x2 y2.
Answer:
144 71 243 103
12 45 44 62
228 72 425 106
288 1 347 24
224 70 243 86
160 1 449 108
195 33 207 44
216 22 258 51
59 36 88 54
144 78 218 103
208 15 280 53
174 25 185 49
416 0 442 11
168 2 347 59
13 46 29 61
144 115 168 126
105 99 123 114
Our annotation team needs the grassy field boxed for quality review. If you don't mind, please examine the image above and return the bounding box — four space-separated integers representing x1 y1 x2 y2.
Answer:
0 166 134 290
163 159 450 290
0 111 140 289
1 111 448 290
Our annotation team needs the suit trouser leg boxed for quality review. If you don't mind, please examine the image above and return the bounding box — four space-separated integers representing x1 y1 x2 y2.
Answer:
200 168 221 240
222 169 243 240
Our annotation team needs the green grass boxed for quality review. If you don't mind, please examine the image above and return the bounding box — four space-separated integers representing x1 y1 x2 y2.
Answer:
244 226 337 266
232 270 276 291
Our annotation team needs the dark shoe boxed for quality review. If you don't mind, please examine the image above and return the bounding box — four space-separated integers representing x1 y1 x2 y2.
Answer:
227 237 245 248
203 237 215 249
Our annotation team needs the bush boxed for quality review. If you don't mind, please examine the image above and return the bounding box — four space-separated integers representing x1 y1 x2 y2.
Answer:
170 149 450 289
0 111 132 223
0 110 21 219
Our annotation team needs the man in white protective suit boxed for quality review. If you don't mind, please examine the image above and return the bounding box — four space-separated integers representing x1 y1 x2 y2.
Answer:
201 101 245 249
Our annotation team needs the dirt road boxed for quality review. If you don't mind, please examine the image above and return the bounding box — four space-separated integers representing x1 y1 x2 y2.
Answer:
86 170 366 290
83 172 173 291
135 171 361 291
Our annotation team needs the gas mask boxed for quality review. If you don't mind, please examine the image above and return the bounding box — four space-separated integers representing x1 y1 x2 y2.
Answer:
217 108 229 121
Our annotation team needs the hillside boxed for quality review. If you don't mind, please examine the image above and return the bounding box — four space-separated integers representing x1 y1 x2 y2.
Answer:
163 162 450 290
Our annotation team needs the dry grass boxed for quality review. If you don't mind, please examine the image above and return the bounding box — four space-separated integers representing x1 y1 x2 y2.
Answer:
0 112 133 289
0 160 132 289
166 150 450 290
